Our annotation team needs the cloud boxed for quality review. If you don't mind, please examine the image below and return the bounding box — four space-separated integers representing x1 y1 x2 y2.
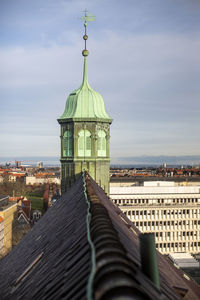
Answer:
0 2 200 158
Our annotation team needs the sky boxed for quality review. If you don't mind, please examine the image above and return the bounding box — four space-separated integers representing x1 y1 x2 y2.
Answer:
1 0 200 164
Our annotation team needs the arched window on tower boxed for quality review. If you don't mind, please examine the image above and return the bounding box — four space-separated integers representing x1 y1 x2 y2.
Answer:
78 130 91 157
63 130 73 157
98 130 106 157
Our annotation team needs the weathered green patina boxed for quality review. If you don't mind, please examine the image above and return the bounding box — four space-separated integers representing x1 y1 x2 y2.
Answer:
58 13 112 195
58 58 112 122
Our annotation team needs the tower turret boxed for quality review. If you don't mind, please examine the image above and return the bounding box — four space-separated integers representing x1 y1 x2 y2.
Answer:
58 12 112 194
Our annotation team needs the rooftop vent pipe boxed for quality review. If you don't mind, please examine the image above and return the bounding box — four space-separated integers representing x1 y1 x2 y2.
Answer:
139 233 160 289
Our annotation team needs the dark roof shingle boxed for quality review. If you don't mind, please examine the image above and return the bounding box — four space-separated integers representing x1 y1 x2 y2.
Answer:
0 175 91 300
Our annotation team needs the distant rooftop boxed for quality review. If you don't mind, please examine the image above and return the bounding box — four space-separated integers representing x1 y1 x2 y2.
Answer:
110 176 200 183
0 195 17 211
0 195 9 208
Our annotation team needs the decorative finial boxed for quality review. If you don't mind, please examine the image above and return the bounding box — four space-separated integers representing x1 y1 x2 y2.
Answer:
79 10 95 57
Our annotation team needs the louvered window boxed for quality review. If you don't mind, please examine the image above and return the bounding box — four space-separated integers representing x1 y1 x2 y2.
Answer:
98 130 106 157
78 130 91 157
63 130 72 157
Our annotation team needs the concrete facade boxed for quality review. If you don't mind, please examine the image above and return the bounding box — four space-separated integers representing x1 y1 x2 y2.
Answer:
110 182 200 254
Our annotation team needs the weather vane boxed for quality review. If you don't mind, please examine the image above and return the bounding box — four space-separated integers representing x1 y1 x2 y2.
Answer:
79 9 95 57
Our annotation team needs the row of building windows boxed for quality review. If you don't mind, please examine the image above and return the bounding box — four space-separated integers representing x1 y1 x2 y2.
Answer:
131 219 200 253
156 242 200 249
154 231 199 238
113 198 200 205
133 220 200 226
124 209 200 217
63 129 107 157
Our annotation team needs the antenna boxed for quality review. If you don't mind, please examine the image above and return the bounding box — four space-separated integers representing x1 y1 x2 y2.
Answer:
79 10 95 57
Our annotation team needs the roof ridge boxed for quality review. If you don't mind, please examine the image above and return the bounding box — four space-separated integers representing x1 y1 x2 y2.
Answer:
85 174 157 299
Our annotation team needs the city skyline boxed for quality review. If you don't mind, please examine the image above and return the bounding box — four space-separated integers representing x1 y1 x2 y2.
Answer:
1 0 200 164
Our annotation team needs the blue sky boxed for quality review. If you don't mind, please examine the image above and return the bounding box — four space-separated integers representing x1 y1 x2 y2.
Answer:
1 0 200 164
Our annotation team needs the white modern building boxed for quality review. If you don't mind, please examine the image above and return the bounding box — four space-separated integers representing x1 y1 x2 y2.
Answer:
26 176 60 185
168 252 199 268
110 181 200 254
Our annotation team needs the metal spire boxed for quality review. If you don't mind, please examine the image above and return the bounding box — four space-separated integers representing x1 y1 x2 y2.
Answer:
79 10 95 57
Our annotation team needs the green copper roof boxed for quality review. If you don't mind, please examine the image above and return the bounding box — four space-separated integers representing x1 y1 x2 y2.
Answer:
58 58 112 122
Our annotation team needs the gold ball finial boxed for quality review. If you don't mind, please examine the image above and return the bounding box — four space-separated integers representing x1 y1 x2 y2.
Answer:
82 50 89 57
79 10 95 57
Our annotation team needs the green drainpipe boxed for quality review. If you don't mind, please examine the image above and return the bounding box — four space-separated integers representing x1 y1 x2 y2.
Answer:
139 233 160 289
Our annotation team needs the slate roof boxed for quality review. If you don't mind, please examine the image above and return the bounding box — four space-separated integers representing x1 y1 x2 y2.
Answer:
17 210 30 224
20 199 31 220
0 176 91 300
0 173 199 300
